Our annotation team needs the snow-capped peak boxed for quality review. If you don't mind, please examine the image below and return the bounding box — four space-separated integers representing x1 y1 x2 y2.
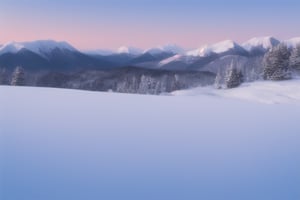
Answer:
283 37 300 48
0 40 77 58
24 40 77 56
186 40 239 57
0 41 25 54
117 46 143 55
242 36 280 52
144 44 184 55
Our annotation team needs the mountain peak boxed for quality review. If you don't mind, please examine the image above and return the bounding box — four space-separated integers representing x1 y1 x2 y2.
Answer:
242 36 280 52
117 46 143 55
0 41 25 54
144 44 184 55
186 40 240 57
0 40 77 58
284 37 300 48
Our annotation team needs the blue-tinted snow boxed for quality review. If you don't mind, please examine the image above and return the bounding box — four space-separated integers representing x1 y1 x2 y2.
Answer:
1 85 300 200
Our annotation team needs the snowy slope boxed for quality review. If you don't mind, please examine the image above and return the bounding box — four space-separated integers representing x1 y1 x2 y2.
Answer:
284 37 300 48
81 49 115 56
158 40 246 68
158 54 198 67
242 36 280 52
173 79 300 104
186 40 241 57
1 85 300 200
117 46 143 55
144 44 184 55
0 40 77 58
0 42 24 54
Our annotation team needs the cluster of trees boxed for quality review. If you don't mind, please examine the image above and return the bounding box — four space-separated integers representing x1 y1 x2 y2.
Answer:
0 66 25 86
215 61 244 89
215 43 300 90
289 44 300 71
2 43 300 91
263 44 300 80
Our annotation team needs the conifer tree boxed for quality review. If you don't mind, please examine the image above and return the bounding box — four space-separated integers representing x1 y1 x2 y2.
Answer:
263 44 291 80
11 66 25 86
289 44 300 71
225 61 243 89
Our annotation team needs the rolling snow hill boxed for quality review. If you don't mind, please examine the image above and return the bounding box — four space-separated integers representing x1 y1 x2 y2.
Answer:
1 83 300 200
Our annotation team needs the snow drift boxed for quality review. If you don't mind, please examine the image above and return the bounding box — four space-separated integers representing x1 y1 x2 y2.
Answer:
1 84 300 200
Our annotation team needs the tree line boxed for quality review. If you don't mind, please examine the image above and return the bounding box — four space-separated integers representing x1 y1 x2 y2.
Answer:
0 66 25 86
215 43 300 89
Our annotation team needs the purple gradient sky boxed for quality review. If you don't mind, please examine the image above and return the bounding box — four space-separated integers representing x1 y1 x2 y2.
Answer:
1 0 300 50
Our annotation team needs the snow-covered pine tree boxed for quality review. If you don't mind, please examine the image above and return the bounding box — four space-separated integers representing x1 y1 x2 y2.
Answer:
214 70 222 89
248 68 259 82
11 66 25 86
263 43 291 80
225 61 243 89
289 44 300 71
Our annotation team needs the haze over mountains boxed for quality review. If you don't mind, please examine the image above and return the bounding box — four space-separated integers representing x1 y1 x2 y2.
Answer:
1 36 299 72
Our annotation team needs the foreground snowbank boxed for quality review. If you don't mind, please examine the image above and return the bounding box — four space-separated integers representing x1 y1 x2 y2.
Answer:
173 79 300 104
1 85 300 200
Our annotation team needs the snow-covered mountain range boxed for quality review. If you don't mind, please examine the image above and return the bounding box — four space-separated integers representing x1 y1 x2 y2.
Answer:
186 40 244 57
0 40 77 59
84 36 300 56
0 36 300 73
1 37 300 58
242 36 280 53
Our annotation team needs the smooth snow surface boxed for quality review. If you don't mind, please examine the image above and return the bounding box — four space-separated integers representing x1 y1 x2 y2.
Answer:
1 84 300 200
173 80 300 104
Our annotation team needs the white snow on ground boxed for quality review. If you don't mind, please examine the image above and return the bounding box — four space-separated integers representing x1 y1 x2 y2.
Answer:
1 83 300 200
173 79 300 105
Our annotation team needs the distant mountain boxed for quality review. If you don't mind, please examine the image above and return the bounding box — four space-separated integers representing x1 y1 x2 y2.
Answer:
2 37 300 73
0 40 115 71
84 49 114 56
0 40 77 59
186 40 247 57
144 44 184 55
117 46 143 55
0 49 50 71
284 37 300 48
242 36 280 54
158 40 248 71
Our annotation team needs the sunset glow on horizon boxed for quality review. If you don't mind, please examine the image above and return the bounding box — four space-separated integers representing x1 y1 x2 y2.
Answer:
1 0 300 50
